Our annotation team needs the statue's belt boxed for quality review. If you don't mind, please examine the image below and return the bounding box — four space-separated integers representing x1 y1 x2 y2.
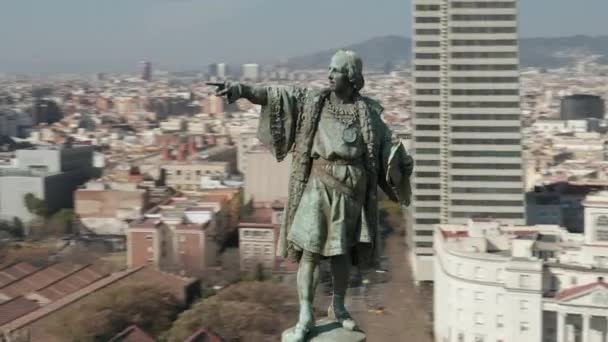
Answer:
311 158 363 200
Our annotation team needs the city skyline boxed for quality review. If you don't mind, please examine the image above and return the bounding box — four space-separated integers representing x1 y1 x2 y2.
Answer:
1 0 608 73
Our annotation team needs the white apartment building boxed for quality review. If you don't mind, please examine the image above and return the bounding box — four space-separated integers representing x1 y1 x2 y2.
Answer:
411 0 525 282
434 191 608 342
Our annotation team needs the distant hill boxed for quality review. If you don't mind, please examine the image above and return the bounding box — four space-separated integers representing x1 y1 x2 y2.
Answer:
288 35 608 69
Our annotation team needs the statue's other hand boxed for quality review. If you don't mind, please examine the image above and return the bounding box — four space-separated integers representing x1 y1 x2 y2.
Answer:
206 82 229 97
206 81 242 103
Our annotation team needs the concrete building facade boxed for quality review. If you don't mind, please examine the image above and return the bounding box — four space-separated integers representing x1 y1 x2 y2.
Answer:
0 146 96 222
434 191 608 342
243 146 290 203
410 0 525 282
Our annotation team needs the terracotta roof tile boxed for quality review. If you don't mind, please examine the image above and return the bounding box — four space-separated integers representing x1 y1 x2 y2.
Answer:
0 262 39 287
185 328 224 342
0 297 40 326
0 263 82 299
555 280 608 300
107 325 155 342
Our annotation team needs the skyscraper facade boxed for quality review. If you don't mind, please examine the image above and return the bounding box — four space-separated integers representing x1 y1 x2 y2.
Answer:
142 61 152 82
410 0 525 282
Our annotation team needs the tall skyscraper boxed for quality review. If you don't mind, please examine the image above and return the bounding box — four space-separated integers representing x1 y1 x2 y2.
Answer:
141 61 152 82
410 0 525 282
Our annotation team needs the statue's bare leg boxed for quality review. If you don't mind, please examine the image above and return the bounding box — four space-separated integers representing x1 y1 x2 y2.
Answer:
328 254 357 331
291 251 320 342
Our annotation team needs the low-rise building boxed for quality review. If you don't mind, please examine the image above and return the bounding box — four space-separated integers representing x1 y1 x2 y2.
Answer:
74 180 148 235
434 191 608 342
0 145 97 222
238 202 295 273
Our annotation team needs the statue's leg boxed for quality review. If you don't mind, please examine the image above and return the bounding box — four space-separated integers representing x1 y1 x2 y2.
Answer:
291 250 320 341
328 254 357 331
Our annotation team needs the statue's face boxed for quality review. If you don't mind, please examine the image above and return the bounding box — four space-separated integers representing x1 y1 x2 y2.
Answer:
328 54 351 93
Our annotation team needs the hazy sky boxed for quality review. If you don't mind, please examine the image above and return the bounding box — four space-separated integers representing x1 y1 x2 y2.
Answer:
1 0 607 73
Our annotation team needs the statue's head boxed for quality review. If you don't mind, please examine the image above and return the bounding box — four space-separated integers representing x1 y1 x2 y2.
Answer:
328 49 365 94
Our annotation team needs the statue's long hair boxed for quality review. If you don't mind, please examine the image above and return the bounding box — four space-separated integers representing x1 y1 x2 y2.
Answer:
335 49 365 92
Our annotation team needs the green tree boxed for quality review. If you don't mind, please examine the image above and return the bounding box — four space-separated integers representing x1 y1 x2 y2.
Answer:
164 282 298 342
23 193 48 217
48 209 75 235
47 283 180 342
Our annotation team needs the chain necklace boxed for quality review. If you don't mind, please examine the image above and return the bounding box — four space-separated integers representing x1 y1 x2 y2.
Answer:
325 99 360 143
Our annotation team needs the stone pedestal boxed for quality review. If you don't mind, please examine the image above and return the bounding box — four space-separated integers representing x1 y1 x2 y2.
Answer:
281 318 366 342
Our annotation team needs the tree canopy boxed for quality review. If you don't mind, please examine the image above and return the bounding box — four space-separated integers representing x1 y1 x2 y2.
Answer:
164 281 298 342
47 283 180 342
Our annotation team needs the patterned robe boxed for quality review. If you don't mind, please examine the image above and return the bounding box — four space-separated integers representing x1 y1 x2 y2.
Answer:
257 86 412 266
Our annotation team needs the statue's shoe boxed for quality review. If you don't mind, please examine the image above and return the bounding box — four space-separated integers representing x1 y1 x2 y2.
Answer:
290 319 314 342
327 304 358 331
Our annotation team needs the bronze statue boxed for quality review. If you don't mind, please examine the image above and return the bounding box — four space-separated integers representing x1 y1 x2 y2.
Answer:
210 50 412 342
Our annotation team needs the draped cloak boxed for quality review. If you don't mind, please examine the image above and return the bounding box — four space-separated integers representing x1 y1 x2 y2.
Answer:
256 86 413 267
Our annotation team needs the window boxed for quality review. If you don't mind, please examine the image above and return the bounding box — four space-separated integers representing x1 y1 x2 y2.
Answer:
496 269 505 282
520 300 529 311
452 2 516 9
452 63 518 72
176 170 182 176
451 139 521 146
416 77 440 84
416 102 441 108
475 267 484 279
145 234 153 240
416 124 440 130
451 89 519 96
416 207 441 213
179 236 186 242
474 312 484 326
416 88 441 95
452 200 523 207
417 160 440 166
496 315 504 328
452 26 517 33
415 113 440 120
474 335 484 342
451 101 520 108
496 293 503 305
452 51 518 59
416 241 433 248
452 39 517 47
451 114 520 121
520 322 529 332
452 175 522 182
416 172 440 178
147 246 153 253
452 212 524 219
416 195 441 201
570 276 577 286
415 65 441 72
451 126 520 133
519 275 531 288
415 148 440 155
416 41 441 47
416 4 440 10
416 17 441 23
415 230 434 236
416 183 441 190
452 163 522 170
451 151 521 158
415 55 441 62
452 14 516 21
452 187 522 194
474 291 484 301
416 28 441 35
451 77 519 83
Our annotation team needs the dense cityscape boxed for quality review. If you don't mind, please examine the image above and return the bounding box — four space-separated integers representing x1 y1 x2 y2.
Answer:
1 1 608 342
